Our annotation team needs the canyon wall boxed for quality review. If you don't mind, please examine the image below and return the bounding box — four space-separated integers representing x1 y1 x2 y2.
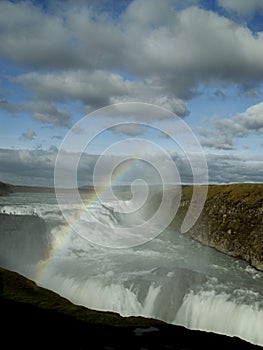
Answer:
173 184 263 271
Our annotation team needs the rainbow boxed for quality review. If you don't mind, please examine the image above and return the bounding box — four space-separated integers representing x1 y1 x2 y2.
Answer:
34 160 140 285
34 191 97 285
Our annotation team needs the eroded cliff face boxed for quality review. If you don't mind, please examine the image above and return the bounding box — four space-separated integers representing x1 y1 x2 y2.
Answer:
0 214 49 269
172 184 263 271
0 182 13 196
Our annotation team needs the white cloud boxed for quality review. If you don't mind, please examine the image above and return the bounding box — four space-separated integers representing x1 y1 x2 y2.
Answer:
213 102 263 137
110 124 146 136
10 70 189 117
236 102 263 134
1 1 263 95
200 133 234 150
1 0 263 130
11 70 128 108
218 0 263 17
110 95 188 117
0 1 74 68
122 0 176 27
199 101 263 150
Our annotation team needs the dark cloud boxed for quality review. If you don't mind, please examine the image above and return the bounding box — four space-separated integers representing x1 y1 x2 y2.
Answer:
33 109 71 127
0 100 71 128
214 90 226 99
243 89 259 100
49 145 59 153
206 153 263 183
20 129 37 141
0 148 56 186
0 148 262 186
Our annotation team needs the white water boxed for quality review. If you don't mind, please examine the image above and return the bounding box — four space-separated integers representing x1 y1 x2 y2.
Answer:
176 290 263 346
0 192 263 347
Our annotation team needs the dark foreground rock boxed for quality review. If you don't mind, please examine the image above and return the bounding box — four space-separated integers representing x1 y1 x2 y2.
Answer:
0 267 261 350
172 184 263 271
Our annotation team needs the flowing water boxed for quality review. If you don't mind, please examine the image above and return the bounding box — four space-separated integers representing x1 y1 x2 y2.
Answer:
0 191 262 346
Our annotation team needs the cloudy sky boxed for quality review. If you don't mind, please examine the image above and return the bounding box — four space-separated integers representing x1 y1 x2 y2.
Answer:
0 0 263 186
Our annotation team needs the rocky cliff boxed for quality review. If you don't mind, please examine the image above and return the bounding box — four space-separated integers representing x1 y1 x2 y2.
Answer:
0 214 49 269
0 181 13 196
173 184 263 271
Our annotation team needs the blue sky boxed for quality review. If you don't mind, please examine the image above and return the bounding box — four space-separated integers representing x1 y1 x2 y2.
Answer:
0 0 263 186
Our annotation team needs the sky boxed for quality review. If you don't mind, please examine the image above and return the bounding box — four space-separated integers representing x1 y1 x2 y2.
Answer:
0 0 263 186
